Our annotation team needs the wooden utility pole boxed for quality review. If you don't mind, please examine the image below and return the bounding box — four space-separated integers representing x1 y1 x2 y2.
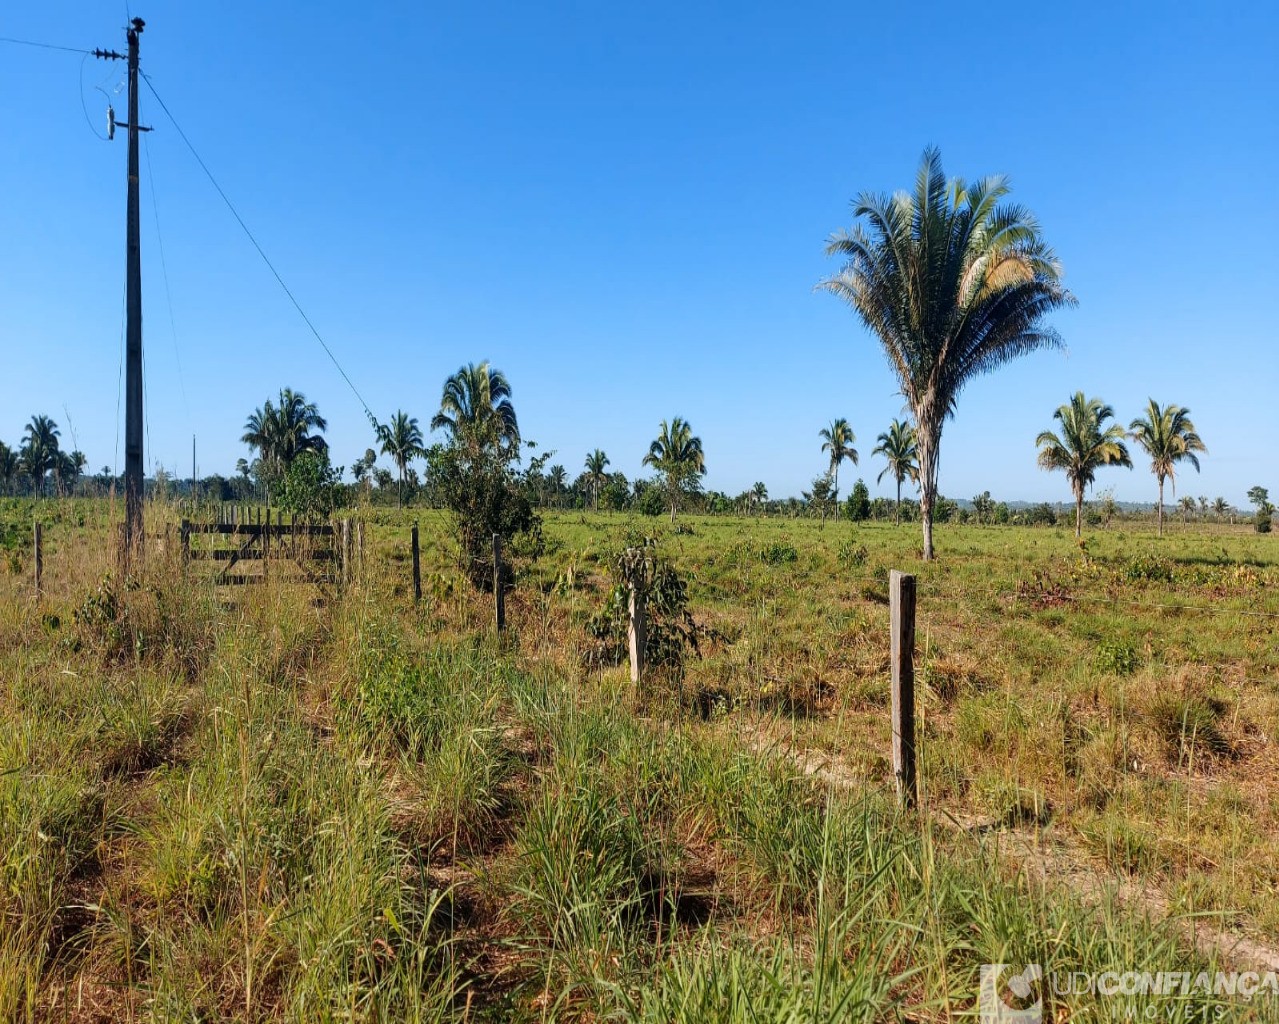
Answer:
889 570 918 808
96 19 150 561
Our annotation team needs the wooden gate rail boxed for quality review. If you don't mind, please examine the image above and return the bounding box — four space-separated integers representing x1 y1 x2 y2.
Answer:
181 519 340 588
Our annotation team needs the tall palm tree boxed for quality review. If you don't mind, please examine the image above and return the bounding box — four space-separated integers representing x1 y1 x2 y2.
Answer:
818 418 857 501
1034 392 1132 538
1212 496 1230 522
55 450 87 496
1179 495 1196 528
642 417 706 523
431 361 519 451
547 465 567 508
583 449 610 510
872 419 919 525
273 388 329 466
0 443 17 496
21 415 61 495
1128 399 1206 537
751 481 768 515
241 401 279 470
377 410 425 508
822 148 1074 559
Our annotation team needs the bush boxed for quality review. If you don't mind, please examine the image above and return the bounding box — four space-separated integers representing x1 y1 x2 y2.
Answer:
638 486 667 518
1256 509 1272 534
844 479 870 522
279 449 344 520
427 440 542 589
759 542 798 566
1094 639 1139 676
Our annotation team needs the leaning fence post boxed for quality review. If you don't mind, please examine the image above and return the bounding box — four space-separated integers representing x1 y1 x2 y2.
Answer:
492 533 505 632
890 570 918 809
33 522 43 598
411 521 422 605
627 582 646 684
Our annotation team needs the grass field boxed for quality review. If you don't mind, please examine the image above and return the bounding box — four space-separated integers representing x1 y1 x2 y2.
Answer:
2 497 1277 1021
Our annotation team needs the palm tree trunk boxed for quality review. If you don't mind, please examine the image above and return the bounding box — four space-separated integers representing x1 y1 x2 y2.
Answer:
397 465 403 510
895 477 902 526
917 433 938 560
1157 477 1165 537
1075 487 1083 539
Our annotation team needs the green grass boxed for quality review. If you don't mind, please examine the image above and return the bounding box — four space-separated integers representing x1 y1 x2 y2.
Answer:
0 498 1276 1020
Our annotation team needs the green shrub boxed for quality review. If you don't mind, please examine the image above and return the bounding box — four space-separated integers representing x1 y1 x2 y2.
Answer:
1094 639 1139 676
759 542 798 566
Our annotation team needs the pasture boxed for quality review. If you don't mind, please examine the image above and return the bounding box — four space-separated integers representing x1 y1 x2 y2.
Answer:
2 497 1277 1021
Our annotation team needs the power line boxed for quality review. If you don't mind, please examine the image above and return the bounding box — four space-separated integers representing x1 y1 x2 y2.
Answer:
0 35 92 55
142 131 190 423
138 70 376 424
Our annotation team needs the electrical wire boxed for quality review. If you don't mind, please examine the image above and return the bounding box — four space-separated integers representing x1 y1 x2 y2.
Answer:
0 35 92 55
78 53 110 140
139 70 376 424
142 131 191 423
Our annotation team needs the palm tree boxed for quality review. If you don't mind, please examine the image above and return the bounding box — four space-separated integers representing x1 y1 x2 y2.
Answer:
1034 392 1132 538
55 450 87 496
273 388 328 466
822 148 1074 559
872 419 919 525
377 410 425 508
431 361 519 451
21 415 61 495
751 481 768 515
1128 400 1206 537
547 465 567 508
1179 495 1196 528
584 449 610 510
241 389 326 503
642 417 706 523
818 418 857 501
1212 496 1230 523
0 443 17 496
241 401 278 471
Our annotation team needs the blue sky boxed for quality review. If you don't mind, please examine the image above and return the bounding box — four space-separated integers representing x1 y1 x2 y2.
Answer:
2 1 1276 505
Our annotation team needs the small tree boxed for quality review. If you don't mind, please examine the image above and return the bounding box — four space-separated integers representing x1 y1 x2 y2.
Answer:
1249 486 1273 534
279 449 343 520
845 478 871 521
1036 393 1132 538
642 418 706 523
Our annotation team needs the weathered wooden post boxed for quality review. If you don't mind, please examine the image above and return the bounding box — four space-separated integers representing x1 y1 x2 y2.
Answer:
411 521 422 605
889 570 918 809
33 523 43 598
180 518 190 569
627 583 646 684
356 520 365 580
492 533 505 632
341 518 351 588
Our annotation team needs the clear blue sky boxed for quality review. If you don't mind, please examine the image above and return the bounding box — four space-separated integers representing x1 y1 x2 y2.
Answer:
2 1 1276 505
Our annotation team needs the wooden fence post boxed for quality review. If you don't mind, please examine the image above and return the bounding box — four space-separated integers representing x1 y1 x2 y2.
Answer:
627 583 646 684
889 570 918 809
180 518 190 568
356 521 365 580
492 533 505 632
411 522 422 605
341 519 351 588
33 522 43 598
